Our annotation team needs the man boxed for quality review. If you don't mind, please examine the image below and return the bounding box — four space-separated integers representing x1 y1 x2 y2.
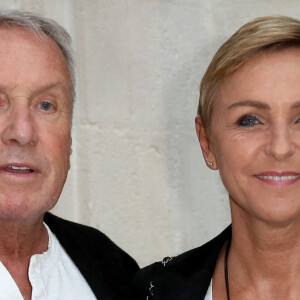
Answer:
0 9 138 300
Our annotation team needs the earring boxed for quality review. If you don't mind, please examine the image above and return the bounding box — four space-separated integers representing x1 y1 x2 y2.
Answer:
206 158 213 166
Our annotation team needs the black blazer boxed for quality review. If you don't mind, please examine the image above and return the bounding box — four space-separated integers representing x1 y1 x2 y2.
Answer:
133 226 231 300
44 212 139 300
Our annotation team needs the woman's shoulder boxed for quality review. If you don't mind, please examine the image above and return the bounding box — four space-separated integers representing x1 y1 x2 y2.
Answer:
133 226 231 300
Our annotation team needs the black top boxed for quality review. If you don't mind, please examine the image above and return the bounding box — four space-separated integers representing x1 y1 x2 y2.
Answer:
44 212 139 300
133 226 231 300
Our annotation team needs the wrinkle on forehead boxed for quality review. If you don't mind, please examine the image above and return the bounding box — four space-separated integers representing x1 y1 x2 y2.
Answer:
0 27 71 101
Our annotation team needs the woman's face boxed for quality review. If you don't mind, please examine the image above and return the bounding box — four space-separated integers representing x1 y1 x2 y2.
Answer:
197 48 300 225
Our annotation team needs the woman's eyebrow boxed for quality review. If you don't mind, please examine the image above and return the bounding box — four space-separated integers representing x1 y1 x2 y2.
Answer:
291 101 300 109
227 100 270 110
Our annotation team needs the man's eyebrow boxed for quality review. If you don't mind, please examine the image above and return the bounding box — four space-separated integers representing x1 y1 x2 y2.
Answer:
31 83 67 97
227 100 270 110
0 82 67 97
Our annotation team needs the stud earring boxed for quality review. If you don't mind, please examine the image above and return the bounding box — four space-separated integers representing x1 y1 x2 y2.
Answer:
206 158 213 166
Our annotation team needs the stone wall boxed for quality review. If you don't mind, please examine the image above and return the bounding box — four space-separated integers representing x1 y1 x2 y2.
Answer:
0 0 299 266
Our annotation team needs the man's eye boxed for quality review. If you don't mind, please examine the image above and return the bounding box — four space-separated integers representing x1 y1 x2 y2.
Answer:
237 114 260 127
38 102 54 111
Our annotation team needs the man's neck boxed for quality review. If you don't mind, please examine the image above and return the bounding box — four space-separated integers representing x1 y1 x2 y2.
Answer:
0 213 48 258
0 213 49 300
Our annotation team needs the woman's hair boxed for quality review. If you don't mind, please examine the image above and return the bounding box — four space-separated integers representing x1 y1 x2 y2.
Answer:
0 10 75 102
198 16 300 129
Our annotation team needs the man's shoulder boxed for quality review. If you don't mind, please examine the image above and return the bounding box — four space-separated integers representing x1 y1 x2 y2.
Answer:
44 212 138 266
44 212 115 247
44 212 139 300
133 226 231 299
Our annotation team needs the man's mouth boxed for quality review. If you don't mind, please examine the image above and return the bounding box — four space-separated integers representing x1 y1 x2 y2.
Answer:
4 165 34 174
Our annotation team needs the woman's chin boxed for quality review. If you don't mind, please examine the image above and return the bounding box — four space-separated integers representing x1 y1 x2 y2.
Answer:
231 198 300 228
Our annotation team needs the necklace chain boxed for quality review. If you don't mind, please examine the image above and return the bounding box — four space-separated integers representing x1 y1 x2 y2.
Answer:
224 236 231 300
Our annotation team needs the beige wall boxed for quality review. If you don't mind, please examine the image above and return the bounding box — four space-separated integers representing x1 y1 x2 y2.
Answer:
0 0 299 266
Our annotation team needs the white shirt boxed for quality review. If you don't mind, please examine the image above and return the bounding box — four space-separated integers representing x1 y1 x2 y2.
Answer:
0 224 97 300
204 279 213 300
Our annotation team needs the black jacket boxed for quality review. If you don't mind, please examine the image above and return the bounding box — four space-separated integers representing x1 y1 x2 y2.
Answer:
133 226 231 300
44 212 139 300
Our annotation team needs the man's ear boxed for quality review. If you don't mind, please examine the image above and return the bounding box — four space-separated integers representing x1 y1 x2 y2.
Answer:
195 116 217 169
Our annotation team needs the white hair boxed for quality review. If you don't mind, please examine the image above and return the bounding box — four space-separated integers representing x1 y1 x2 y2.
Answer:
0 9 76 103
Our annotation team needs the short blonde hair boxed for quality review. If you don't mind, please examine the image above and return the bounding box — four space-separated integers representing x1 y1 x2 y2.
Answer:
198 16 300 129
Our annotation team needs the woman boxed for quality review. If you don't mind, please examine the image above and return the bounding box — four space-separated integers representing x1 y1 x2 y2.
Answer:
133 16 300 299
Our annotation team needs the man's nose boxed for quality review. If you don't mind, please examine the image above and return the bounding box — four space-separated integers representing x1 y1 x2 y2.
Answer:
264 124 295 161
1 103 38 146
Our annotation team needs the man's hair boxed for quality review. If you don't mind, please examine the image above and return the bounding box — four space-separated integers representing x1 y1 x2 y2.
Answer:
198 15 300 129
0 10 75 102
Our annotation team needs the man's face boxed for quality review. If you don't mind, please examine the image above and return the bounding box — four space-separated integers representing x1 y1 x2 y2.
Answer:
0 27 72 221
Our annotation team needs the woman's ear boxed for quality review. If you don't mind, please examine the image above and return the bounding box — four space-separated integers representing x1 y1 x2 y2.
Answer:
195 116 218 169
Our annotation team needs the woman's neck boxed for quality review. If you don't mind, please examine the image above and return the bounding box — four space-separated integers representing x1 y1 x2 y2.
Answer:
215 204 300 299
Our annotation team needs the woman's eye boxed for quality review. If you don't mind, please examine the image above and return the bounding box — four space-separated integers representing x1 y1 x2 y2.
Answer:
237 114 260 127
38 101 54 111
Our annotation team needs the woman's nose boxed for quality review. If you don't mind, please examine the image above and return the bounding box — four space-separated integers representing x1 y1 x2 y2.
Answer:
265 124 295 161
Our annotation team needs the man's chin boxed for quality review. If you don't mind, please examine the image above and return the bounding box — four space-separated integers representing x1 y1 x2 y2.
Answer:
0 197 57 223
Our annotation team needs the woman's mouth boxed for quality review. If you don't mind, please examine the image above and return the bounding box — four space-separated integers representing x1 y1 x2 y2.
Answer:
255 172 300 186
